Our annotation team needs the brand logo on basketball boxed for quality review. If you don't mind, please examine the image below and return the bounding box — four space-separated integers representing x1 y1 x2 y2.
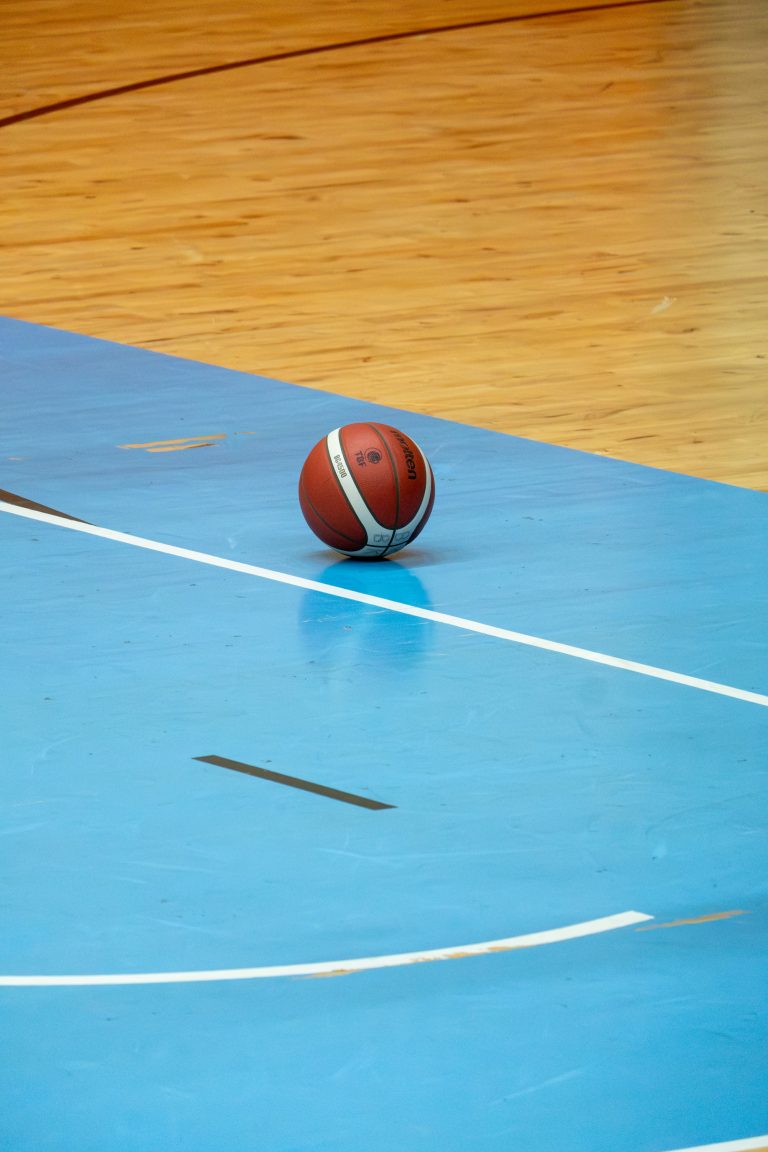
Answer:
333 453 348 478
354 447 383 467
390 428 417 479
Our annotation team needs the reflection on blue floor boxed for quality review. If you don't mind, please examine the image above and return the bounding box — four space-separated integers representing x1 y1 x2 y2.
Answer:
1 317 767 1152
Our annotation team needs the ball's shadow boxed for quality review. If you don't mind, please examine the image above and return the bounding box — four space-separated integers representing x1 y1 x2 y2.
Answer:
298 555 437 677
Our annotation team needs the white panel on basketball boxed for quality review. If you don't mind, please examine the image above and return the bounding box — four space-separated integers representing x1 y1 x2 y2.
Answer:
394 443 433 543
325 427 393 555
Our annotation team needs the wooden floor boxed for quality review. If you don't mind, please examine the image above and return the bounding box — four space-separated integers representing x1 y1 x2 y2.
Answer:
1 0 766 489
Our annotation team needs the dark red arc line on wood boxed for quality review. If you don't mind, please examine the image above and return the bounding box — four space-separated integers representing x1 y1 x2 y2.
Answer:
0 1 674 129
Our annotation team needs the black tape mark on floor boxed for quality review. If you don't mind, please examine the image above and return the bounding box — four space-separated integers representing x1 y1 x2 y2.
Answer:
0 489 90 524
195 754 395 810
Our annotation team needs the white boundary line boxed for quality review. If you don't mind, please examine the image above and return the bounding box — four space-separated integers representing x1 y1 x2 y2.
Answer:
0 910 651 986
3 501 767 708
661 1138 768 1152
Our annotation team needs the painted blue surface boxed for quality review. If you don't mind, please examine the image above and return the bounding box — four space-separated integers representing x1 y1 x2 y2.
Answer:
1 317 767 1152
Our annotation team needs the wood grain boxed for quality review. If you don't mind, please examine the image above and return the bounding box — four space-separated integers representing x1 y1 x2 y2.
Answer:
1 0 766 488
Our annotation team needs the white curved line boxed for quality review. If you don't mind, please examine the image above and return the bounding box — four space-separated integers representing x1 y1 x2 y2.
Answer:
3 502 767 708
0 911 651 987
662 1138 768 1152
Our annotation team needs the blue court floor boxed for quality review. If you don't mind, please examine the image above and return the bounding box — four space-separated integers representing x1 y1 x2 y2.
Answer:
1 316 767 1152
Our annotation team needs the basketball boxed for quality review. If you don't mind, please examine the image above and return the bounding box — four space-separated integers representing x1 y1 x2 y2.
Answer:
298 422 435 558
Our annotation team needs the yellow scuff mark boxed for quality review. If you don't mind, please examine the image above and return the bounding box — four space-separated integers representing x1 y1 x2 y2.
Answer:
146 442 217 453
119 434 227 449
301 944 526 975
301 969 353 980
636 910 748 932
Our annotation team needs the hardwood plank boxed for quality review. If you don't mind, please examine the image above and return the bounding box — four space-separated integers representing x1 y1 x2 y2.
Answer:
1 0 765 488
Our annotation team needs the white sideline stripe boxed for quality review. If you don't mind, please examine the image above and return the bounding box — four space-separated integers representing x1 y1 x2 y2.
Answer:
2 501 768 709
661 1138 768 1152
0 911 652 986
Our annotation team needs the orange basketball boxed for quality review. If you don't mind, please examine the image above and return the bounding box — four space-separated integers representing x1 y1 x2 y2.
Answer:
298 422 435 558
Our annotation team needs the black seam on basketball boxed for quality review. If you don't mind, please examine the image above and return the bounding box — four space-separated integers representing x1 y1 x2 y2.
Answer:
322 436 375 546
368 424 402 556
336 426 395 540
367 424 400 548
405 462 435 548
300 473 364 547
412 459 434 532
